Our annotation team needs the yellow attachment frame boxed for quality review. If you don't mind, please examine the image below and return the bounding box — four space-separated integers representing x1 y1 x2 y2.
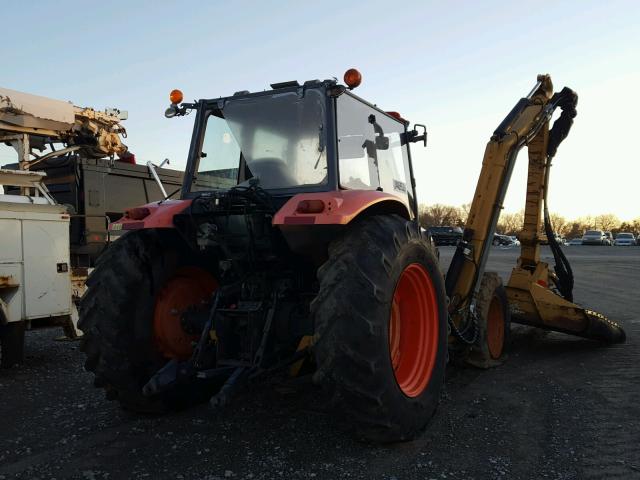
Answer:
446 75 625 344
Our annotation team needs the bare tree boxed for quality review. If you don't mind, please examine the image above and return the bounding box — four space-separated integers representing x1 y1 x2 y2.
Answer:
565 222 584 239
417 203 635 238
458 203 471 225
594 213 620 232
576 215 595 230
548 213 569 236
419 204 463 227
497 210 524 235
621 218 640 236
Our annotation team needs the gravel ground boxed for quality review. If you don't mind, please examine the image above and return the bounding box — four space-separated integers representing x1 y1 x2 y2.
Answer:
1 246 638 480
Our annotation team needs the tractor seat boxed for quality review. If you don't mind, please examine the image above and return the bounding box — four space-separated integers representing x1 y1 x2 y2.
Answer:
248 157 296 188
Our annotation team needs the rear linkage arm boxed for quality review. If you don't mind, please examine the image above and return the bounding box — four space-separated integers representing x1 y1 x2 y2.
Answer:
142 282 301 407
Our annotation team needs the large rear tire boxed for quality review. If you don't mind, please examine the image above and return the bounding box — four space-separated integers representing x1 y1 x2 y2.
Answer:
78 229 217 413
312 215 447 442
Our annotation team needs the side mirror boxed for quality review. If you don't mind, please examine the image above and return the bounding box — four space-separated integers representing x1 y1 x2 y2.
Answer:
369 114 389 150
412 124 428 147
165 105 178 118
375 135 389 150
164 98 194 118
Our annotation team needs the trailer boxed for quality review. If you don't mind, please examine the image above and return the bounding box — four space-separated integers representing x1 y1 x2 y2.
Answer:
0 169 78 367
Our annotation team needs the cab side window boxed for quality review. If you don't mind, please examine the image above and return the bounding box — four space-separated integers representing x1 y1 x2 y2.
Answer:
336 94 411 206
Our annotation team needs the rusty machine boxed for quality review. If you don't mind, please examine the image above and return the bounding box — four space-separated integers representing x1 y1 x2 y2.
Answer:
0 87 183 366
1 87 185 266
0 86 130 366
78 71 624 442
0 86 128 167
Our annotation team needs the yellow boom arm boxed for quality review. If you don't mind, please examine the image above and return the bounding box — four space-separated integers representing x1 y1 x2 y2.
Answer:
445 75 625 344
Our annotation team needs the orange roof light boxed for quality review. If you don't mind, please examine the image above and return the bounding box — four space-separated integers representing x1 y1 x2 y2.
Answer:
169 89 184 105
386 111 405 122
344 68 362 89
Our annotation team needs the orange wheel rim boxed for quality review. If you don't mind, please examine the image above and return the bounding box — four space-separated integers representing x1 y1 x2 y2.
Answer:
153 266 217 360
388 263 439 398
486 295 505 359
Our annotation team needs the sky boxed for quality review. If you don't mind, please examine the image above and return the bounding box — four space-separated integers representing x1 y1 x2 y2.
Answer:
2 0 639 220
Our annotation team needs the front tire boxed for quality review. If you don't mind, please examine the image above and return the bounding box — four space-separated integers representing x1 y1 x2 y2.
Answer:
465 272 511 368
312 215 447 442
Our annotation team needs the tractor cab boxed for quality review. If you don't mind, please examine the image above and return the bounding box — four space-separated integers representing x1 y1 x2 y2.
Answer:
168 70 426 219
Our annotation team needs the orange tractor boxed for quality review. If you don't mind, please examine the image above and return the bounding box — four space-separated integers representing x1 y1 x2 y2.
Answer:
79 71 624 442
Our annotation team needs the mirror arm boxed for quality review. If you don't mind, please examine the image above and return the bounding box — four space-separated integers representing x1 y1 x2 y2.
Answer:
165 102 197 119
404 124 428 147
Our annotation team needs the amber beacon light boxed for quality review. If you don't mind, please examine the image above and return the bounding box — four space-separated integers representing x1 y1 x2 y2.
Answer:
343 68 362 89
169 89 184 105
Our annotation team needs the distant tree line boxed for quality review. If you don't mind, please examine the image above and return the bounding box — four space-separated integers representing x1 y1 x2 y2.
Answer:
418 203 640 239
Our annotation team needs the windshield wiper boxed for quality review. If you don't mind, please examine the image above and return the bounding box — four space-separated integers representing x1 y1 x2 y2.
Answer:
314 124 325 169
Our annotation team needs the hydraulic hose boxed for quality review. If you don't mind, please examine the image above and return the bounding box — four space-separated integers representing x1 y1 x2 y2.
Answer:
543 168 574 301
543 87 578 302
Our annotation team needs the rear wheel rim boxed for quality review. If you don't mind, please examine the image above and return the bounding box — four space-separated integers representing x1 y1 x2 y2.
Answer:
153 266 217 360
486 294 505 359
388 263 439 398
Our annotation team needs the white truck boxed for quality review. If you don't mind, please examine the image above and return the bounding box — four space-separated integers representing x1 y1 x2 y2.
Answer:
0 86 182 367
0 169 80 367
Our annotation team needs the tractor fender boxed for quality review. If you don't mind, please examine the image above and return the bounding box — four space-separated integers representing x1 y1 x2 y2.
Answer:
109 199 192 232
272 190 412 226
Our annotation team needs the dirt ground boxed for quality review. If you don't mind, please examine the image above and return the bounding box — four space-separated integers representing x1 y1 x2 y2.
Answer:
1 246 638 480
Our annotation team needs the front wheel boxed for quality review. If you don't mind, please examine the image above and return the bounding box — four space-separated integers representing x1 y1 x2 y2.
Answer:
465 272 511 368
312 215 447 442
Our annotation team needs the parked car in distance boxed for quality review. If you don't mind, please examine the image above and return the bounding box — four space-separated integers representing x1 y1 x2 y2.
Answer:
420 227 440 254
428 226 463 246
539 232 566 246
555 235 569 246
568 237 583 246
493 234 515 246
604 231 614 246
508 236 521 246
614 232 637 246
582 230 608 245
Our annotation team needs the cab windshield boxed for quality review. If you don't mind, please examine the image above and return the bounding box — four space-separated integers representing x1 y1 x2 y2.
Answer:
192 89 327 191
